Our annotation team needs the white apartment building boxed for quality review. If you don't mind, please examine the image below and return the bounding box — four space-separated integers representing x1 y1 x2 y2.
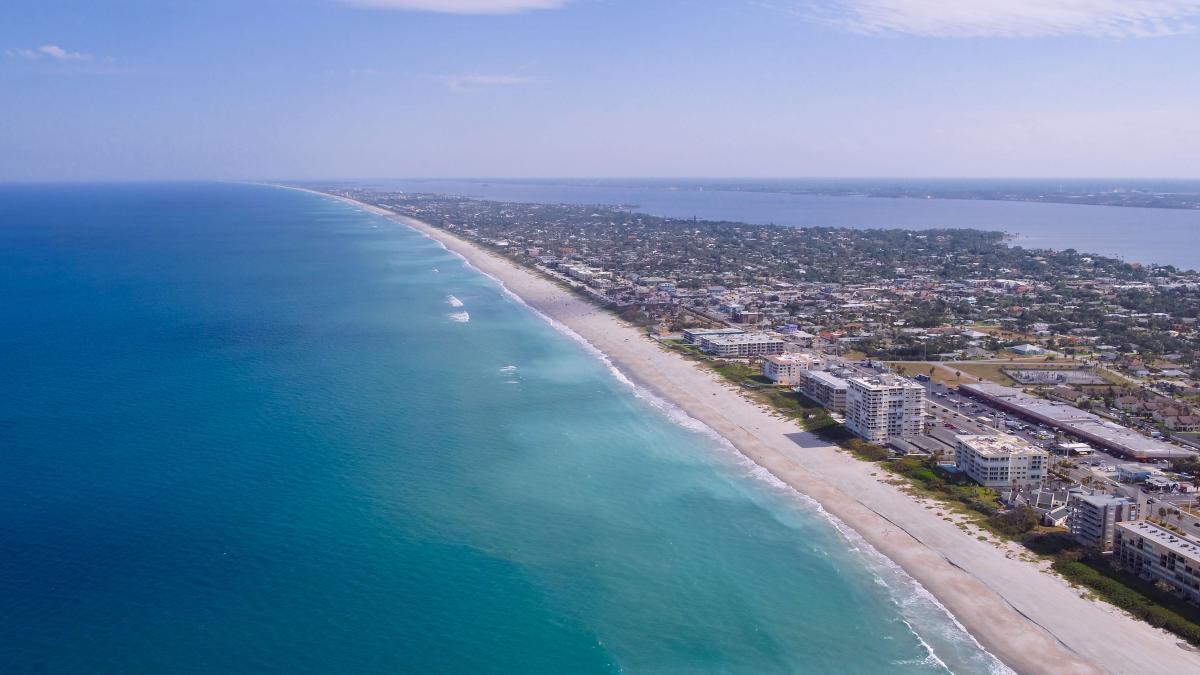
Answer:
681 327 744 345
1114 521 1200 603
845 374 925 444
698 332 785 358
955 434 1048 488
1067 492 1140 552
796 370 849 413
762 352 824 386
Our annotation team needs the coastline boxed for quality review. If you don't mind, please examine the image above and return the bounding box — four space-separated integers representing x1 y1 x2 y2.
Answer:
295 186 1200 674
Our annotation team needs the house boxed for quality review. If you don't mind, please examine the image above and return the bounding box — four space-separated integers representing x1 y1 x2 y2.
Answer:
1010 344 1045 356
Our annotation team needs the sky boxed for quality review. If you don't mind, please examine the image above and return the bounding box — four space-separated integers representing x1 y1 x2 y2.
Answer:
2 0 1200 180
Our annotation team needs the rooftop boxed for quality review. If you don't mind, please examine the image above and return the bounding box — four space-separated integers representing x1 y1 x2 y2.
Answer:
849 373 924 391
1118 520 1200 562
961 382 1189 460
1073 492 1135 508
702 332 784 346
801 370 850 389
765 353 821 365
957 433 1046 457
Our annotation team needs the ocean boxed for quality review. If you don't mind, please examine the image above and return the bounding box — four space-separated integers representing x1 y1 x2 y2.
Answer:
364 178 1200 270
0 183 1006 673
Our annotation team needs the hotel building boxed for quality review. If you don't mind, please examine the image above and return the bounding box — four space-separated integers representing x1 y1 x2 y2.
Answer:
845 374 925 444
955 434 1048 488
681 327 744 345
1114 521 1200 603
762 352 824 386
796 370 849 413
1067 493 1140 552
698 332 785 358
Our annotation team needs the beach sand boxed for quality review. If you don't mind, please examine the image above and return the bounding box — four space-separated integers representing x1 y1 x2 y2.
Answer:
307 188 1200 675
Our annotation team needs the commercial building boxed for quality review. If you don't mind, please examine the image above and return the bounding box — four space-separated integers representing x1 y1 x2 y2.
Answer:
761 352 824 386
1056 441 1093 456
1117 464 1157 483
796 370 849 413
845 374 925 444
1067 492 1140 551
955 433 1048 488
681 327 744 345
1114 521 1200 603
960 382 1191 462
698 332 785 358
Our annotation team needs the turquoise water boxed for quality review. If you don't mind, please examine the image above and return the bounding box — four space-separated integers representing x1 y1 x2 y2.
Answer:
0 183 1005 672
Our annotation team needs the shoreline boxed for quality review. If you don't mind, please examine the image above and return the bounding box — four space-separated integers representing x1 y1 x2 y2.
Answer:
292 186 1200 674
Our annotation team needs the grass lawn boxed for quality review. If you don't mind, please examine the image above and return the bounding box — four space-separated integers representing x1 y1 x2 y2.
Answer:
950 362 1018 385
886 361 984 386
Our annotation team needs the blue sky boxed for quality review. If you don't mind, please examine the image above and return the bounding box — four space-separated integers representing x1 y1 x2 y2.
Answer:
3 0 1199 180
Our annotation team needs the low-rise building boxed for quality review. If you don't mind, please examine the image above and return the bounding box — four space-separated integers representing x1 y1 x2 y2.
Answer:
955 434 1048 488
761 352 824 386
960 382 1191 462
1067 493 1140 551
698 332 785 358
1117 464 1156 483
1114 521 1200 603
796 370 849 412
681 327 744 345
1010 343 1045 356
846 374 925 444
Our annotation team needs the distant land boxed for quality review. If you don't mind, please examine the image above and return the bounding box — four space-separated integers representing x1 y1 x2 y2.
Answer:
443 178 1200 211
313 178 1200 270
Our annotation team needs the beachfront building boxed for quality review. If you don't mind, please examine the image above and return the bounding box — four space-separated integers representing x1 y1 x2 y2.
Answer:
1067 493 1140 552
845 374 925 444
1114 521 1200 603
681 327 744 345
698 332 785 358
796 370 849 413
762 352 824 386
955 434 1048 488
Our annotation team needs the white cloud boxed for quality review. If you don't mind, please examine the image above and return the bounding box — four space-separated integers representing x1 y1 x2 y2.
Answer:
5 44 94 61
439 73 535 90
38 44 93 61
809 0 1200 37
341 0 566 14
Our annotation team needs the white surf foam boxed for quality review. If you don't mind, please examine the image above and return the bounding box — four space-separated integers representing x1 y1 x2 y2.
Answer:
447 311 470 323
499 365 518 374
447 295 465 308
362 208 1012 675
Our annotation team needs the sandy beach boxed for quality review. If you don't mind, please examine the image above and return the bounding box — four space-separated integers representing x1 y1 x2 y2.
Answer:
305 188 1200 675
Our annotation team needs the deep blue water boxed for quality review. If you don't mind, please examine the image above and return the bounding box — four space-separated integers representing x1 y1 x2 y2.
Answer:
365 179 1200 270
0 183 1005 673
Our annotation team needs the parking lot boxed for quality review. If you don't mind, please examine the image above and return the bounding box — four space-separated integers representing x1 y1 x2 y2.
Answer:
917 380 1194 493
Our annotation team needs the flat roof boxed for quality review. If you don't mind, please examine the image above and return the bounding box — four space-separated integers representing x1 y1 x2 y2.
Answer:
1118 521 1200 562
1073 493 1134 507
765 353 821 365
802 370 849 389
961 383 1190 460
849 374 924 391
702 332 784 345
956 433 1045 457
